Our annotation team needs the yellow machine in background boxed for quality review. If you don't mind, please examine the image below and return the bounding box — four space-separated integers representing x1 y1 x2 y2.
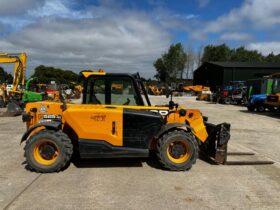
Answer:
183 85 210 93
196 90 213 101
182 85 212 100
63 83 83 100
265 73 280 110
47 90 60 102
148 85 163 95
73 85 83 99
0 52 27 94
111 83 123 94
0 52 27 115
196 91 212 101
0 84 7 107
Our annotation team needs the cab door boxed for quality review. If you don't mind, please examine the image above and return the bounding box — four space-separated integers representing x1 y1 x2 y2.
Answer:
84 75 144 106
63 105 123 146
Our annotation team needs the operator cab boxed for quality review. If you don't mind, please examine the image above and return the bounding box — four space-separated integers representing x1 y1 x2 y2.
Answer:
81 70 151 106
271 78 280 94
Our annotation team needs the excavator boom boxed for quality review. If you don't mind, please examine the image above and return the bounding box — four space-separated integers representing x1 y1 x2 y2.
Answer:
0 52 27 116
0 52 27 92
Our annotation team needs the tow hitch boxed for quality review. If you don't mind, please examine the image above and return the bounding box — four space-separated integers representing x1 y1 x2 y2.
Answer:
202 123 274 165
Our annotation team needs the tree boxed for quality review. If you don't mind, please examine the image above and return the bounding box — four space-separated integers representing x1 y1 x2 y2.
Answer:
230 47 262 62
32 65 79 84
154 43 187 83
202 44 232 62
201 43 280 63
0 66 13 83
264 53 280 62
185 46 195 79
154 58 168 82
6 73 13 83
196 45 204 67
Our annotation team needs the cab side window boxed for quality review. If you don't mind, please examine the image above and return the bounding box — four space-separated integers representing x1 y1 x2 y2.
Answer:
85 76 141 105
110 78 137 105
86 78 105 104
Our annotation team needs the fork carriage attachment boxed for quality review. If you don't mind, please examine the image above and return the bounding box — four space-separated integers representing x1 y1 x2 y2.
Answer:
202 123 274 165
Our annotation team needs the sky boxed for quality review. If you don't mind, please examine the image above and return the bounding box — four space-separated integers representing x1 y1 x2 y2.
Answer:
1 0 280 78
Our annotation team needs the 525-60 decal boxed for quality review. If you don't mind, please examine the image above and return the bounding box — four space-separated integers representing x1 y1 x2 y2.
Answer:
39 114 62 120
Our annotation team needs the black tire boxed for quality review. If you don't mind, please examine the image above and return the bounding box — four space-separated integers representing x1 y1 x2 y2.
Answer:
256 105 265 112
24 130 73 173
156 130 198 171
268 107 276 112
218 97 224 104
247 106 255 111
224 97 231 105
0 96 4 108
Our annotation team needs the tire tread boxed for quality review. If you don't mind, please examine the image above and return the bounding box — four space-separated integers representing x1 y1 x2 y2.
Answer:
24 130 73 173
156 130 198 171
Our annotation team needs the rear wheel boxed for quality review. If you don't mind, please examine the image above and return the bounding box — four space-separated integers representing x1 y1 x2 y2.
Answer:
256 105 265 112
24 130 73 173
156 130 198 171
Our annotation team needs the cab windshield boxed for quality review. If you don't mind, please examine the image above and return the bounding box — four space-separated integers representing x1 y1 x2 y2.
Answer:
85 75 144 106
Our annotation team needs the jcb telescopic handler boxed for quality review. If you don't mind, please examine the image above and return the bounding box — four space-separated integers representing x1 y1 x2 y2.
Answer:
20 70 271 173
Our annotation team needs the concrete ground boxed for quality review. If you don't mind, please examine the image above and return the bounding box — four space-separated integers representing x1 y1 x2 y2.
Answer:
0 96 279 210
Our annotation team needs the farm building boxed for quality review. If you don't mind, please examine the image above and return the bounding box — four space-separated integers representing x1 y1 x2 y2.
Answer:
193 62 280 90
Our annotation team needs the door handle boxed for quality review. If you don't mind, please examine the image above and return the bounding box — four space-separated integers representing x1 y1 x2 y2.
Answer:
112 121 116 135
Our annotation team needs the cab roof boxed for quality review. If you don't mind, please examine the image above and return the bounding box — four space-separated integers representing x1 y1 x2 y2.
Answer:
80 70 106 78
80 70 138 79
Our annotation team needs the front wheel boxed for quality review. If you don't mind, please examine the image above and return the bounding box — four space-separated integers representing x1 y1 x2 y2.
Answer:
24 130 73 173
156 130 198 171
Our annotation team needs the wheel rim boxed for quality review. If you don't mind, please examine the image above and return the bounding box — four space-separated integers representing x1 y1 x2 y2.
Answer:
33 140 59 165
166 141 191 164
258 106 265 112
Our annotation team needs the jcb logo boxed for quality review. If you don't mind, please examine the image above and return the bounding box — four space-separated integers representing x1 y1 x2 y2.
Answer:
150 110 169 116
90 114 106 121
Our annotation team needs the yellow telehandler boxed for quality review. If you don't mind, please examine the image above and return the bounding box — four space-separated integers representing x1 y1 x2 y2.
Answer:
20 70 273 173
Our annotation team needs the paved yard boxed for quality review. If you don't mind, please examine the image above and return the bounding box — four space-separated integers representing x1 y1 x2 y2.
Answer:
0 96 279 210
